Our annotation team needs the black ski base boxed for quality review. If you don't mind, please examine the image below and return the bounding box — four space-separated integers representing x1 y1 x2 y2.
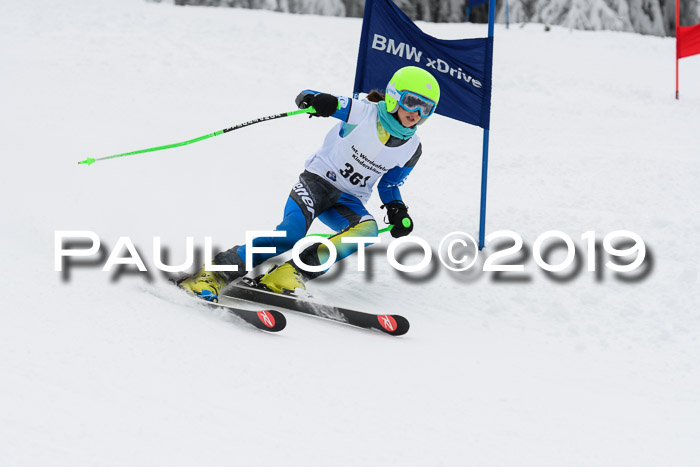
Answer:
223 279 410 336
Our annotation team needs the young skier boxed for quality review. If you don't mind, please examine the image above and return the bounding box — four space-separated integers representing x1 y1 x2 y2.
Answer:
180 65 440 301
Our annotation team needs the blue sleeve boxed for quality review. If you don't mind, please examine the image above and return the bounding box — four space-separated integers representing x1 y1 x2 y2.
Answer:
378 166 414 204
377 143 422 205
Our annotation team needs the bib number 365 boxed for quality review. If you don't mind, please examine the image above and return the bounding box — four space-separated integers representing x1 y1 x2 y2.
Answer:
339 163 370 187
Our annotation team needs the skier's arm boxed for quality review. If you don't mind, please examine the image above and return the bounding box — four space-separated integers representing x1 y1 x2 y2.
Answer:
377 143 422 205
377 144 422 239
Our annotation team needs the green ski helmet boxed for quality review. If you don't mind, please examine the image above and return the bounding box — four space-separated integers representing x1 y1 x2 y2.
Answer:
385 66 440 125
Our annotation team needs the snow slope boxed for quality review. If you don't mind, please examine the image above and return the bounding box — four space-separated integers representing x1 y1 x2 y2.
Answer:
1 0 699 466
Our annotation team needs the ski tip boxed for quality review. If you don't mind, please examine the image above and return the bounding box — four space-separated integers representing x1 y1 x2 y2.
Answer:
257 309 287 332
391 315 410 336
377 314 410 336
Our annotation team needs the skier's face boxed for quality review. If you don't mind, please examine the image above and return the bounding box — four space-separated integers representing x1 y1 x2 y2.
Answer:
397 107 420 128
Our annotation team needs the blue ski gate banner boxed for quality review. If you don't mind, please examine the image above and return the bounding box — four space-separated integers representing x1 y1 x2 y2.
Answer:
353 0 494 129
468 0 490 7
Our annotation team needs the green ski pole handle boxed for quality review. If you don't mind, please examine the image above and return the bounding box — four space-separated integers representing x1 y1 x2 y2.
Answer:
78 107 317 166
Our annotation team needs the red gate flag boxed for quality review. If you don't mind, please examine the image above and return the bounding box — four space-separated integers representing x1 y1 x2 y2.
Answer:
677 23 700 59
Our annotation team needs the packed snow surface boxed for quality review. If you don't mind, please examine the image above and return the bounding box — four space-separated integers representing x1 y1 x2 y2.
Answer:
1 0 699 466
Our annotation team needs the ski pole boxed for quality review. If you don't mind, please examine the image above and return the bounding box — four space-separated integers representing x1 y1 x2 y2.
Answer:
77 107 316 166
306 226 394 238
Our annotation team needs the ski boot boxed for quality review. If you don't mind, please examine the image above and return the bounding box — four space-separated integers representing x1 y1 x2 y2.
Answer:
178 266 227 302
257 263 306 295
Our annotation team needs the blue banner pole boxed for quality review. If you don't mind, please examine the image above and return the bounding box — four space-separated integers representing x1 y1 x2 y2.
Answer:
506 0 510 29
478 0 496 250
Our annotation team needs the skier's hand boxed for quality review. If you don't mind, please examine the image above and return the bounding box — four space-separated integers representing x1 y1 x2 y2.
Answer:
383 202 414 238
296 92 338 117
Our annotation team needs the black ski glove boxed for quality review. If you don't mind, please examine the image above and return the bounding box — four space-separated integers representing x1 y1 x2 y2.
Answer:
296 92 338 117
382 201 413 238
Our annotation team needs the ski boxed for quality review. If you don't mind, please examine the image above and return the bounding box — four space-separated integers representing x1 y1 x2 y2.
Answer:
223 279 410 336
207 299 286 332
169 278 286 332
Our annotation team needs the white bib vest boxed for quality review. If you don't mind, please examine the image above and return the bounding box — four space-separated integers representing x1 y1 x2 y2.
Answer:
304 103 420 201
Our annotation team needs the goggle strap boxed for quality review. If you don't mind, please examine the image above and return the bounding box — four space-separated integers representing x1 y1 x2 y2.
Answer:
386 83 402 100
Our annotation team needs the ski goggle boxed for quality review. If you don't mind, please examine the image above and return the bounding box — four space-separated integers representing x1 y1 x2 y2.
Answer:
387 84 437 117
